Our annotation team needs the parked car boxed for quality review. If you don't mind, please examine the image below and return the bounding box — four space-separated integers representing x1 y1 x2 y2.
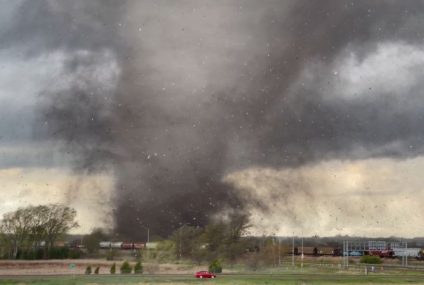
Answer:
195 271 216 279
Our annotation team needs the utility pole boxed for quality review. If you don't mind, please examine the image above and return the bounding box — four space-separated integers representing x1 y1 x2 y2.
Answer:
140 223 150 245
147 228 150 243
292 234 295 267
301 231 304 255
301 230 304 271
177 223 189 261
345 240 349 269
179 226 182 260
405 241 408 267
278 236 281 266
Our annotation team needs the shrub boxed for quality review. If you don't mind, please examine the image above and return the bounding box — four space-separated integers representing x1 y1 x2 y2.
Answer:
208 259 222 273
68 249 82 259
16 247 82 259
85 265 92 275
94 267 100 274
110 263 116 274
48 247 70 259
134 261 143 274
360 255 382 264
120 261 132 274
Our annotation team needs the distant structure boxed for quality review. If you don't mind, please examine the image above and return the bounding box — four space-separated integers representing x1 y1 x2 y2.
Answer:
342 240 411 268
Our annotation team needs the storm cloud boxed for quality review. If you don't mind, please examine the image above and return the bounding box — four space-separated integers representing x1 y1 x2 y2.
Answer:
2 0 424 238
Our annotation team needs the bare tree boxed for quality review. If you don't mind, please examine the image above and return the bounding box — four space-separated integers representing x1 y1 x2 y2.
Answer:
0 204 78 259
83 228 108 255
0 207 34 258
40 204 79 254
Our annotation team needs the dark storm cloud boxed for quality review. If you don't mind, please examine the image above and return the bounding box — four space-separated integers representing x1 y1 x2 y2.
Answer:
215 0 424 167
0 0 126 54
3 0 424 237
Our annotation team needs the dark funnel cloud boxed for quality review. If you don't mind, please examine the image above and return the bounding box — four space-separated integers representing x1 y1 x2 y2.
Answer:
3 0 424 238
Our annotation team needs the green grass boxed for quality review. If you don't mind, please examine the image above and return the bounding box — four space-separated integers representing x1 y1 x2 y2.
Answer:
2 274 424 285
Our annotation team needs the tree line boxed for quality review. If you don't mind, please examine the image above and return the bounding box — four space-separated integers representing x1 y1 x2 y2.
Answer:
169 212 251 264
1 205 287 268
140 212 289 269
0 204 78 259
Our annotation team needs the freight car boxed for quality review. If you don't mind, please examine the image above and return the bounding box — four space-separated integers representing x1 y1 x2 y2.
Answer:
121 242 146 250
393 248 421 258
299 247 333 256
99 241 146 250
369 249 394 258
99 241 123 249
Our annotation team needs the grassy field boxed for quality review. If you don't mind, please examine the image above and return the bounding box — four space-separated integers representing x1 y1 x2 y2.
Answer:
2 258 424 285
2 273 424 285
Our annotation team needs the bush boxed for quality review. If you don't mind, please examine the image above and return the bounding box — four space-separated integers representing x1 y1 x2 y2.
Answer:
110 263 116 274
208 259 222 273
48 247 70 259
120 261 132 274
18 249 42 260
360 255 382 264
13 247 83 260
94 267 100 274
134 261 143 274
68 249 82 259
154 240 176 262
85 265 92 275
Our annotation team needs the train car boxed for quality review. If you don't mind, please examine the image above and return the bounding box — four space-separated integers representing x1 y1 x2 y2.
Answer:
99 241 146 250
99 241 111 249
380 249 394 258
332 248 342 256
300 247 316 256
133 243 145 249
145 242 158 249
111 242 123 249
319 247 336 256
393 248 421 258
121 242 134 250
369 249 394 258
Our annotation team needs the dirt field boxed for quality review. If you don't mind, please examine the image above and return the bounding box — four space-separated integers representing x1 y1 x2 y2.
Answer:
0 259 203 275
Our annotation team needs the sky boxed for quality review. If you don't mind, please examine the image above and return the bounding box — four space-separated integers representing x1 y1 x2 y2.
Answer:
1 1 424 238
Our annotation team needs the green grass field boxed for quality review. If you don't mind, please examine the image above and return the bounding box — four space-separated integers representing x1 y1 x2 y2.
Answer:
1 273 424 285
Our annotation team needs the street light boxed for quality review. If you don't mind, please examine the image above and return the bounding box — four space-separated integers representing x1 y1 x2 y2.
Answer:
278 236 281 266
178 223 189 260
179 226 182 260
301 229 304 272
136 217 150 244
147 228 150 243
138 224 150 244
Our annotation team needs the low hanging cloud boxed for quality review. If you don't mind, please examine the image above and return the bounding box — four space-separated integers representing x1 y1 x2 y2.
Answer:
225 157 424 238
0 167 114 233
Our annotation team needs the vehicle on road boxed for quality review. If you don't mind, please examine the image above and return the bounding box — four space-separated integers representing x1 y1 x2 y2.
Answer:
195 271 216 278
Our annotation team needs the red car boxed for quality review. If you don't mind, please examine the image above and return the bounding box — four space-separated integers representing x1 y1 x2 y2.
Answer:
195 271 217 279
